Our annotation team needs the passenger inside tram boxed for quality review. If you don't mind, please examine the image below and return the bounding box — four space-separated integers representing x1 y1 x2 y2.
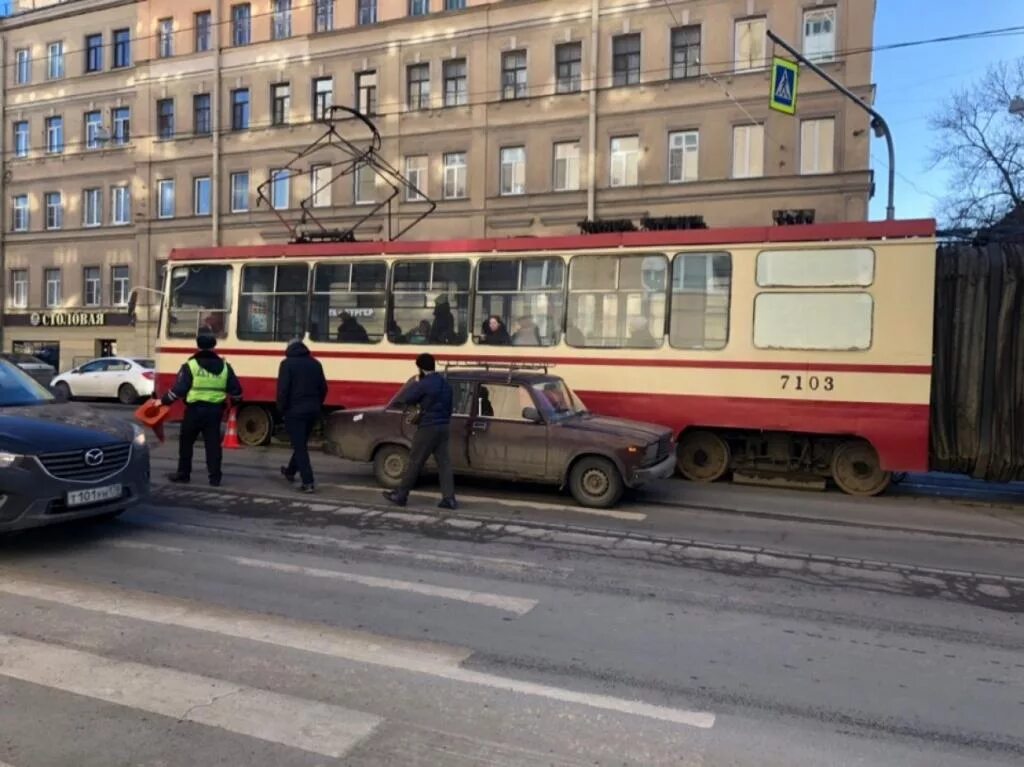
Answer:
480 316 511 345
512 316 542 346
336 312 370 343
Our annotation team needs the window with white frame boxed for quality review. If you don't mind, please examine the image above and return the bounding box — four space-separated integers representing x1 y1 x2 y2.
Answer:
610 135 640 187
112 266 131 307
84 267 101 306
47 42 64 79
803 7 837 63
112 186 131 225
443 59 467 106
12 195 29 232
270 169 291 209
443 152 467 199
310 165 332 208
10 269 28 309
732 124 764 178
83 188 102 227
44 192 63 230
45 116 63 153
315 0 334 32
668 130 699 183
85 111 103 149
45 269 62 308
158 19 173 58
800 118 835 175
405 156 427 201
734 17 766 71
112 107 131 145
499 146 526 195
13 121 29 158
15 48 30 85
354 164 376 204
230 172 250 212
157 179 175 218
312 77 333 120
553 141 580 192
272 0 292 39
194 176 212 216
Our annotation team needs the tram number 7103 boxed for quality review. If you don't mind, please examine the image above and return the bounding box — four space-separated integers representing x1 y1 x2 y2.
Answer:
780 374 835 392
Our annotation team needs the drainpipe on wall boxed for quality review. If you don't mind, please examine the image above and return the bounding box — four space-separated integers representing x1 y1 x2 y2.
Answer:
211 2 222 246
586 0 599 220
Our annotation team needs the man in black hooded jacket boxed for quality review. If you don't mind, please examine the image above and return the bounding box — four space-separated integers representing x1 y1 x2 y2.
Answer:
277 339 328 492
161 332 242 486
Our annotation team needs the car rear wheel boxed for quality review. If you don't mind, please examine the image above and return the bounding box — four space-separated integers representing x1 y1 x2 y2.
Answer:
569 456 624 508
373 444 409 489
118 383 139 405
53 381 72 401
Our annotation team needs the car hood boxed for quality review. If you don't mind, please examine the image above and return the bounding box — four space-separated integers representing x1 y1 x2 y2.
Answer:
0 403 135 454
558 414 670 444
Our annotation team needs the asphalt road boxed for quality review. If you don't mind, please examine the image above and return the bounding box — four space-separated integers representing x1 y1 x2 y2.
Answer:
1 420 1022 765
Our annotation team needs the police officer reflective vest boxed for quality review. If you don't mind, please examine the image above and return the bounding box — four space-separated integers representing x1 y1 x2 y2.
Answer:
185 358 229 405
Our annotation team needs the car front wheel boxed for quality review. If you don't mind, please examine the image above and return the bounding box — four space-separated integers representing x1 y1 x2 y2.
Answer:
569 456 624 508
373 444 409 489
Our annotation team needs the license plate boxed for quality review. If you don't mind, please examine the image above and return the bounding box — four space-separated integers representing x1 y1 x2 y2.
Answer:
66 485 122 507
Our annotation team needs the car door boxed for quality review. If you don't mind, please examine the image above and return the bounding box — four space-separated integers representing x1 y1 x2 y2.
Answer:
467 382 548 479
103 358 133 397
72 360 108 396
448 378 474 473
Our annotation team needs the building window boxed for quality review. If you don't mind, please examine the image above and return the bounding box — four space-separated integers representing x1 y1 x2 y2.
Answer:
12 195 29 232
670 253 731 350
157 179 175 219
112 266 131 307
315 0 334 32
84 267 101 306
13 121 29 158
86 111 104 149
732 124 764 178
501 50 527 100
157 98 175 140
407 63 430 111
85 33 103 73
45 269 62 308
194 94 212 135
804 7 837 63
801 118 835 175
83 188 102 227
311 165 332 208
553 141 580 192
15 48 30 85
612 34 641 86
47 42 64 80
194 176 212 216
272 83 291 126
230 172 250 212
195 11 212 52
45 117 63 153
354 165 376 204
405 156 427 201
735 17 767 71
270 169 291 209
499 146 526 196
358 0 377 25
444 0 465 8
567 254 668 348
44 192 63 230
357 71 378 115
113 29 131 68
10 270 28 309
312 77 333 120
443 152 467 199
668 130 699 183
158 18 174 58
272 0 292 40
232 89 250 130
671 26 701 79
555 42 581 94
112 107 130 145
610 135 640 187
443 59 467 107
112 186 131 225
409 0 429 15
232 4 251 46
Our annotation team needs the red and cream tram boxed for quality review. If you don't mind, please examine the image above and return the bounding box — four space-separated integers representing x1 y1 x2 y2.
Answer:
155 219 940 496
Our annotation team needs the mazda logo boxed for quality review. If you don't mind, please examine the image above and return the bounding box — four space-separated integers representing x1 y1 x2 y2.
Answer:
84 449 105 467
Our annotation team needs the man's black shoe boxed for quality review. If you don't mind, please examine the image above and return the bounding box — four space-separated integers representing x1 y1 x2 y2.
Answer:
298 484 315 494
166 473 190 484
383 491 406 507
438 498 458 511
280 466 296 482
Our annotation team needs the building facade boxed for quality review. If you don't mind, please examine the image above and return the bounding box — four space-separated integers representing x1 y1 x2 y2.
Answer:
1 0 876 366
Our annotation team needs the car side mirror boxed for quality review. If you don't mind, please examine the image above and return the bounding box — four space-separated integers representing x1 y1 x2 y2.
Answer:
522 406 543 423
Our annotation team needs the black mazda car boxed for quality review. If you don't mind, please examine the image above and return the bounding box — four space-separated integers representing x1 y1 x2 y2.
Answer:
0 358 150 532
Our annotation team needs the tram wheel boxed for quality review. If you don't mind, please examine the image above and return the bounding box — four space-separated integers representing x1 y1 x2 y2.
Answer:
676 430 731 483
831 440 891 497
236 404 273 447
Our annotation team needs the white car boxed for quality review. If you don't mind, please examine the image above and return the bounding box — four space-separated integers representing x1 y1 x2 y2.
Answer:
51 357 156 405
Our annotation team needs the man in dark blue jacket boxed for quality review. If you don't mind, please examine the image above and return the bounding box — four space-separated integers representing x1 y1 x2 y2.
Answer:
277 339 328 493
384 353 457 510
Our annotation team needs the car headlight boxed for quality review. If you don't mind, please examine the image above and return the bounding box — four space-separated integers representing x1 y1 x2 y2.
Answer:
131 424 147 447
0 451 23 468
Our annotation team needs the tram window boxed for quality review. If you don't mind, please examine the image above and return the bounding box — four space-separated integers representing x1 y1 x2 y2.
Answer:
309 262 387 344
389 260 469 346
238 264 309 342
475 257 564 346
168 265 232 338
753 292 874 350
756 248 875 287
670 253 731 350
566 254 667 348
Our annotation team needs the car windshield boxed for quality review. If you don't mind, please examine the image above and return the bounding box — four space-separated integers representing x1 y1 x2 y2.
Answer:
133 358 156 369
531 380 587 420
0 359 55 407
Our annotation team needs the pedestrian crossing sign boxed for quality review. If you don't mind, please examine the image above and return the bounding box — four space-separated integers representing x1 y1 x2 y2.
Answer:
770 57 799 115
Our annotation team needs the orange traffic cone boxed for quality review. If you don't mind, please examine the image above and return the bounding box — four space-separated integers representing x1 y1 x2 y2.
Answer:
222 407 242 450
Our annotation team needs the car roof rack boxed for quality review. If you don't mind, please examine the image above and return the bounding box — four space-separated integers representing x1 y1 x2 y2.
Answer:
442 360 555 380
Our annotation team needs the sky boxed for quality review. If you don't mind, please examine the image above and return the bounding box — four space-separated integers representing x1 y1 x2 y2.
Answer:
869 0 1024 221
